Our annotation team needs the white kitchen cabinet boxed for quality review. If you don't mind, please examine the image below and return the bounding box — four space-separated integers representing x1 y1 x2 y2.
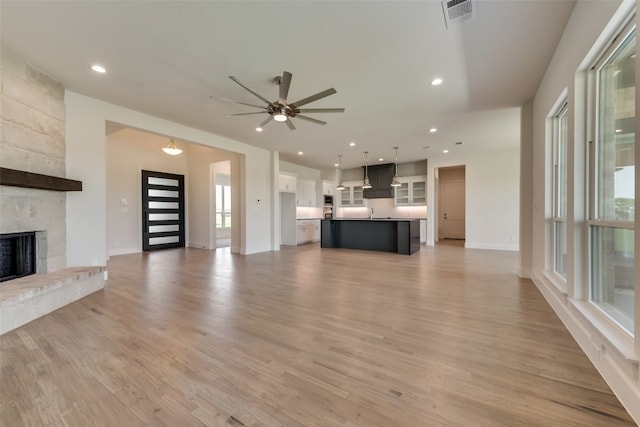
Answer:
420 219 426 243
296 219 320 245
279 173 297 193
394 176 426 206
338 181 366 207
313 220 321 242
322 180 334 196
296 179 317 207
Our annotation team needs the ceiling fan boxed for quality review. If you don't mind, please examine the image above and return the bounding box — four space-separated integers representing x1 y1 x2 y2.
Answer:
210 71 345 130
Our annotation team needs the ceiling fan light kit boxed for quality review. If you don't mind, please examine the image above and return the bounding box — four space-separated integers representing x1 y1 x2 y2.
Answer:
212 71 345 131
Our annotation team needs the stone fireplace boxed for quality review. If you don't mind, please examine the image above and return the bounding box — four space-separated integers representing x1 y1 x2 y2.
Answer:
1 48 67 273
0 49 105 336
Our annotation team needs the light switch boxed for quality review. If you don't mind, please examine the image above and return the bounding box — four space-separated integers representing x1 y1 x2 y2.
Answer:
120 198 128 206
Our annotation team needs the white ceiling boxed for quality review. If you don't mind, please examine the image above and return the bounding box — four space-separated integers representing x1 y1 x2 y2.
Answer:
1 1 575 169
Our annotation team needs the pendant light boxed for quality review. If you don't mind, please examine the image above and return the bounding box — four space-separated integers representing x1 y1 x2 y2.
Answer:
336 154 345 190
391 146 401 187
362 151 372 189
162 138 183 155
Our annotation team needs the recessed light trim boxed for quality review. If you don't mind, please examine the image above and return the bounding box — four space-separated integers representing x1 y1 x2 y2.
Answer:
349 142 356 147
429 127 437 133
256 127 263 132
297 151 303 155
90 64 106 74
431 78 443 86
443 149 449 153
378 158 384 162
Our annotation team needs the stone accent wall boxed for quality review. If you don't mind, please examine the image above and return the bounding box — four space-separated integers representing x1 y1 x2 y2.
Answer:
0 48 67 272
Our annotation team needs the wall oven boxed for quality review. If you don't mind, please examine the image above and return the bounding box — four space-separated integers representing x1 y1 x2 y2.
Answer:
323 195 334 219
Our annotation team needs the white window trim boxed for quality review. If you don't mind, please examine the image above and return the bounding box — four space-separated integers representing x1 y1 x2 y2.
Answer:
586 17 636 336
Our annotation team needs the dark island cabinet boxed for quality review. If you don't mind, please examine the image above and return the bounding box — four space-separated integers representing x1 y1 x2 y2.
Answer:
321 219 420 255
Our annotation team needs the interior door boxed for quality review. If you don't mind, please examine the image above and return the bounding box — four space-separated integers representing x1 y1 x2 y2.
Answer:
441 180 465 239
142 170 185 251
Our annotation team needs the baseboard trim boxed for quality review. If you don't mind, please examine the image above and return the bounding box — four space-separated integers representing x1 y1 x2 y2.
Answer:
531 271 640 425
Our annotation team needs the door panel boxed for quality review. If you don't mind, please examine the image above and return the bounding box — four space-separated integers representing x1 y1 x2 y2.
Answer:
442 180 465 239
142 170 185 251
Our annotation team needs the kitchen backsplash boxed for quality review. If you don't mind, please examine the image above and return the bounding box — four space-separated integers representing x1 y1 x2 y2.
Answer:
296 206 323 219
336 198 427 219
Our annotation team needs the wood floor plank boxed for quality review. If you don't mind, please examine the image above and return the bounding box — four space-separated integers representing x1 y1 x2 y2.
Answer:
0 243 636 426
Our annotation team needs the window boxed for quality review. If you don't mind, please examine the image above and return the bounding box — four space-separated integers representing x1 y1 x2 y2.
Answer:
589 23 635 334
216 175 231 229
553 102 569 278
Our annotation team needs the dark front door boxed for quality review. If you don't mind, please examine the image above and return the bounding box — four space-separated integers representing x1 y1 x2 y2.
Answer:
142 170 185 251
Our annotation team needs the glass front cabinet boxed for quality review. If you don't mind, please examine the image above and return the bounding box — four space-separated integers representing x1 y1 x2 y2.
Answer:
394 176 426 206
339 181 366 207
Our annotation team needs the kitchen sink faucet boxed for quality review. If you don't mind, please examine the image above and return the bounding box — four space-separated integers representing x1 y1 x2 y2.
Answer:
369 208 374 220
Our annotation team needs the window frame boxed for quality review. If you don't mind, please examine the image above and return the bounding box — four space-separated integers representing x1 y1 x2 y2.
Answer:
587 18 636 335
552 101 569 279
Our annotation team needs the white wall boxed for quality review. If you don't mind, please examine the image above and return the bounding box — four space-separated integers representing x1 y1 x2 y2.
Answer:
531 0 639 423
106 128 188 256
66 91 275 266
105 128 242 255
426 146 520 251
280 160 322 180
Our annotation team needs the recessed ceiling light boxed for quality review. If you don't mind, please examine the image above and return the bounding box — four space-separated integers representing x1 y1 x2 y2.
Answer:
90 64 106 74
256 127 263 132
349 142 356 147
422 146 430 150
443 149 449 153
615 129 622 133
298 151 303 155
431 78 443 86
378 158 384 161
334 163 339 167
455 141 462 145
429 128 437 133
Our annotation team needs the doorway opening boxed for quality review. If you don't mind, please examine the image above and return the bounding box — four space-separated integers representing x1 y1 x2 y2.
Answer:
211 161 232 249
437 165 466 244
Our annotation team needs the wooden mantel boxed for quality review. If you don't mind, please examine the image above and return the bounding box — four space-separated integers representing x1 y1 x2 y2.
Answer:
0 167 82 192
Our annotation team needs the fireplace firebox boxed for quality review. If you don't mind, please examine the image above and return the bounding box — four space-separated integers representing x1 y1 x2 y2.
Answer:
0 232 36 282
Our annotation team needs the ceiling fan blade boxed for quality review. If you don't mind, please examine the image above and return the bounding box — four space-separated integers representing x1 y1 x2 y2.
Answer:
289 88 337 108
257 115 273 128
225 112 267 116
229 76 272 105
210 96 266 109
296 108 345 113
296 115 327 126
285 119 296 130
278 71 292 103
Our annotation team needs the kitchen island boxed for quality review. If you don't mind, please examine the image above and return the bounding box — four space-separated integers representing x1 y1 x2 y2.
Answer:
321 219 420 255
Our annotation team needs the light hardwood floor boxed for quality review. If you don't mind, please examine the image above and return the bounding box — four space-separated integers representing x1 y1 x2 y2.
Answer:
1 244 636 426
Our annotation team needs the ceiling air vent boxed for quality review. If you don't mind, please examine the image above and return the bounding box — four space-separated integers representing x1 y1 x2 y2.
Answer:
442 0 474 28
